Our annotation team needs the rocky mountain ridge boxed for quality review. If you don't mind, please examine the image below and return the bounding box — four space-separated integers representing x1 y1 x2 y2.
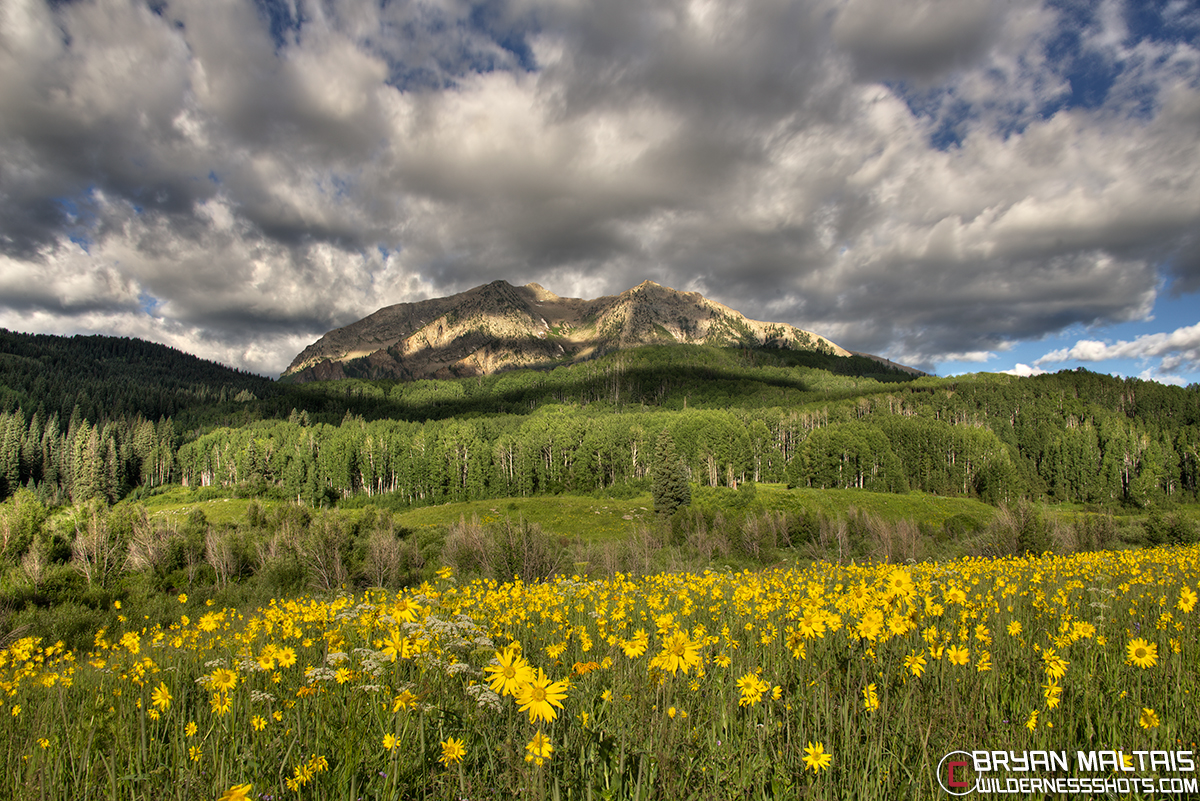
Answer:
283 280 858 382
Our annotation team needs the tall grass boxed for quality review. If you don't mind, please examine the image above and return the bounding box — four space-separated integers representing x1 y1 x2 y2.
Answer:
2 545 1199 799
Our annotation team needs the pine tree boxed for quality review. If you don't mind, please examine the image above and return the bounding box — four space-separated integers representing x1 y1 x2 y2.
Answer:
652 429 690 515
0 412 21 499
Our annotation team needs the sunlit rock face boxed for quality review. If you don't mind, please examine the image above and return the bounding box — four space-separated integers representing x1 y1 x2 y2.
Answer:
283 279 852 382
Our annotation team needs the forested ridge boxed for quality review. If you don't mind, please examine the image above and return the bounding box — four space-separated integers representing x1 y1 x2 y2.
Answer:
1 330 1199 511
0 329 277 504
0 329 276 420
175 366 1200 510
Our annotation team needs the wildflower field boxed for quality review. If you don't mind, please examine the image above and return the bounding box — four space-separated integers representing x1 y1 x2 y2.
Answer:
3 545 1200 801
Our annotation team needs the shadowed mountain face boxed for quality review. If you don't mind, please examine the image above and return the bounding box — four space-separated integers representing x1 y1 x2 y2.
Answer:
282 280 853 382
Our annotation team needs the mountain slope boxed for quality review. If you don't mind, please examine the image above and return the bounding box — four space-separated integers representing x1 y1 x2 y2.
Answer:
283 280 853 382
0 329 276 422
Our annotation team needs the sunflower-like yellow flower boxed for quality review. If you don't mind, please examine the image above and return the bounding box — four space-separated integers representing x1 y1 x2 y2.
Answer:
856 610 885 642
485 647 535 697
884 568 915 599
439 737 466 767
1140 708 1160 730
1042 648 1069 678
621 629 649 658
394 596 424 624
525 730 553 766
382 628 412 662
1127 638 1158 669
257 644 277 671
802 741 832 772
209 667 237 692
1042 678 1062 710
218 783 251 801
150 681 171 712
515 668 569 724
736 672 769 707
649 630 702 676
392 689 419 712
276 646 297 669
946 645 970 666
862 683 880 712
798 609 826 640
210 693 231 716
904 652 927 678
1178 586 1198 614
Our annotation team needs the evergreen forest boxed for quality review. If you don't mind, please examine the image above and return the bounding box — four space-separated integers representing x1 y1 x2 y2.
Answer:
3 328 1198 513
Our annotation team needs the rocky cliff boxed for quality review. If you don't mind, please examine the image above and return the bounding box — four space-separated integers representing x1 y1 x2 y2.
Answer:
283 280 853 381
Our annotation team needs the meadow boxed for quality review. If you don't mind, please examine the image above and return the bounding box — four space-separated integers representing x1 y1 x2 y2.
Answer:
3 544 1198 800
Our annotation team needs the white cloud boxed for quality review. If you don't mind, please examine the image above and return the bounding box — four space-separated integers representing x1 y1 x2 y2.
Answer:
1034 320 1200 383
1002 363 1048 377
1035 321 1200 365
935 351 995 363
1139 368 1186 387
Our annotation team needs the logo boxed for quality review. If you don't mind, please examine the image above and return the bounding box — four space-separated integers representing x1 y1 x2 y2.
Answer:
937 751 976 796
934 749 1200 795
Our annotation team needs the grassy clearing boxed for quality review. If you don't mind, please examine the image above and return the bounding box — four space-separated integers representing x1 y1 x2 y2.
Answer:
753 485 997 528
137 487 265 527
392 495 657 542
128 484 1001 545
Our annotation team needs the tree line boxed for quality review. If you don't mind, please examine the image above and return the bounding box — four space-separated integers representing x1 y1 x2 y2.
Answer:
168 385 1196 509
1 331 1198 510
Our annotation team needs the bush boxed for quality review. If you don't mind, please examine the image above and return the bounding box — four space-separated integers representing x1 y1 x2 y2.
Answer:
981 502 1059 557
441 515 561 583
490 518 561 583
1144 512 1198 547
1071 514 1119 552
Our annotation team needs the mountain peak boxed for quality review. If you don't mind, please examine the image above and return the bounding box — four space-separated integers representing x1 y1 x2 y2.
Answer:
282 280 854 381
524 282 559 302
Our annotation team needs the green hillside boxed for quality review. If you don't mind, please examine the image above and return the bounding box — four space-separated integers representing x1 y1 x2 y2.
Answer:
3 332 1200 655
2 332 1198 513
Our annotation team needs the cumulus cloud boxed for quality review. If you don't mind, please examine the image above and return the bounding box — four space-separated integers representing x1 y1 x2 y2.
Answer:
1002 363 1049 377
1035 321 1200 377
0 0 1198 377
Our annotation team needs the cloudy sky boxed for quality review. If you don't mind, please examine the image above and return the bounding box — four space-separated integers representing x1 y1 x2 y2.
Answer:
1 0 1198 383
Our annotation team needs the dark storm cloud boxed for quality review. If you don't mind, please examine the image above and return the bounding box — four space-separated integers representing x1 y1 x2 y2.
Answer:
0 0 1197 378
831 0 998 84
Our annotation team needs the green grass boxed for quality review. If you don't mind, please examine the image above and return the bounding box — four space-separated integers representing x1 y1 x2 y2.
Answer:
127 485 1004 545
136 487 265 527
752 485 997 528
393 495 658 542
